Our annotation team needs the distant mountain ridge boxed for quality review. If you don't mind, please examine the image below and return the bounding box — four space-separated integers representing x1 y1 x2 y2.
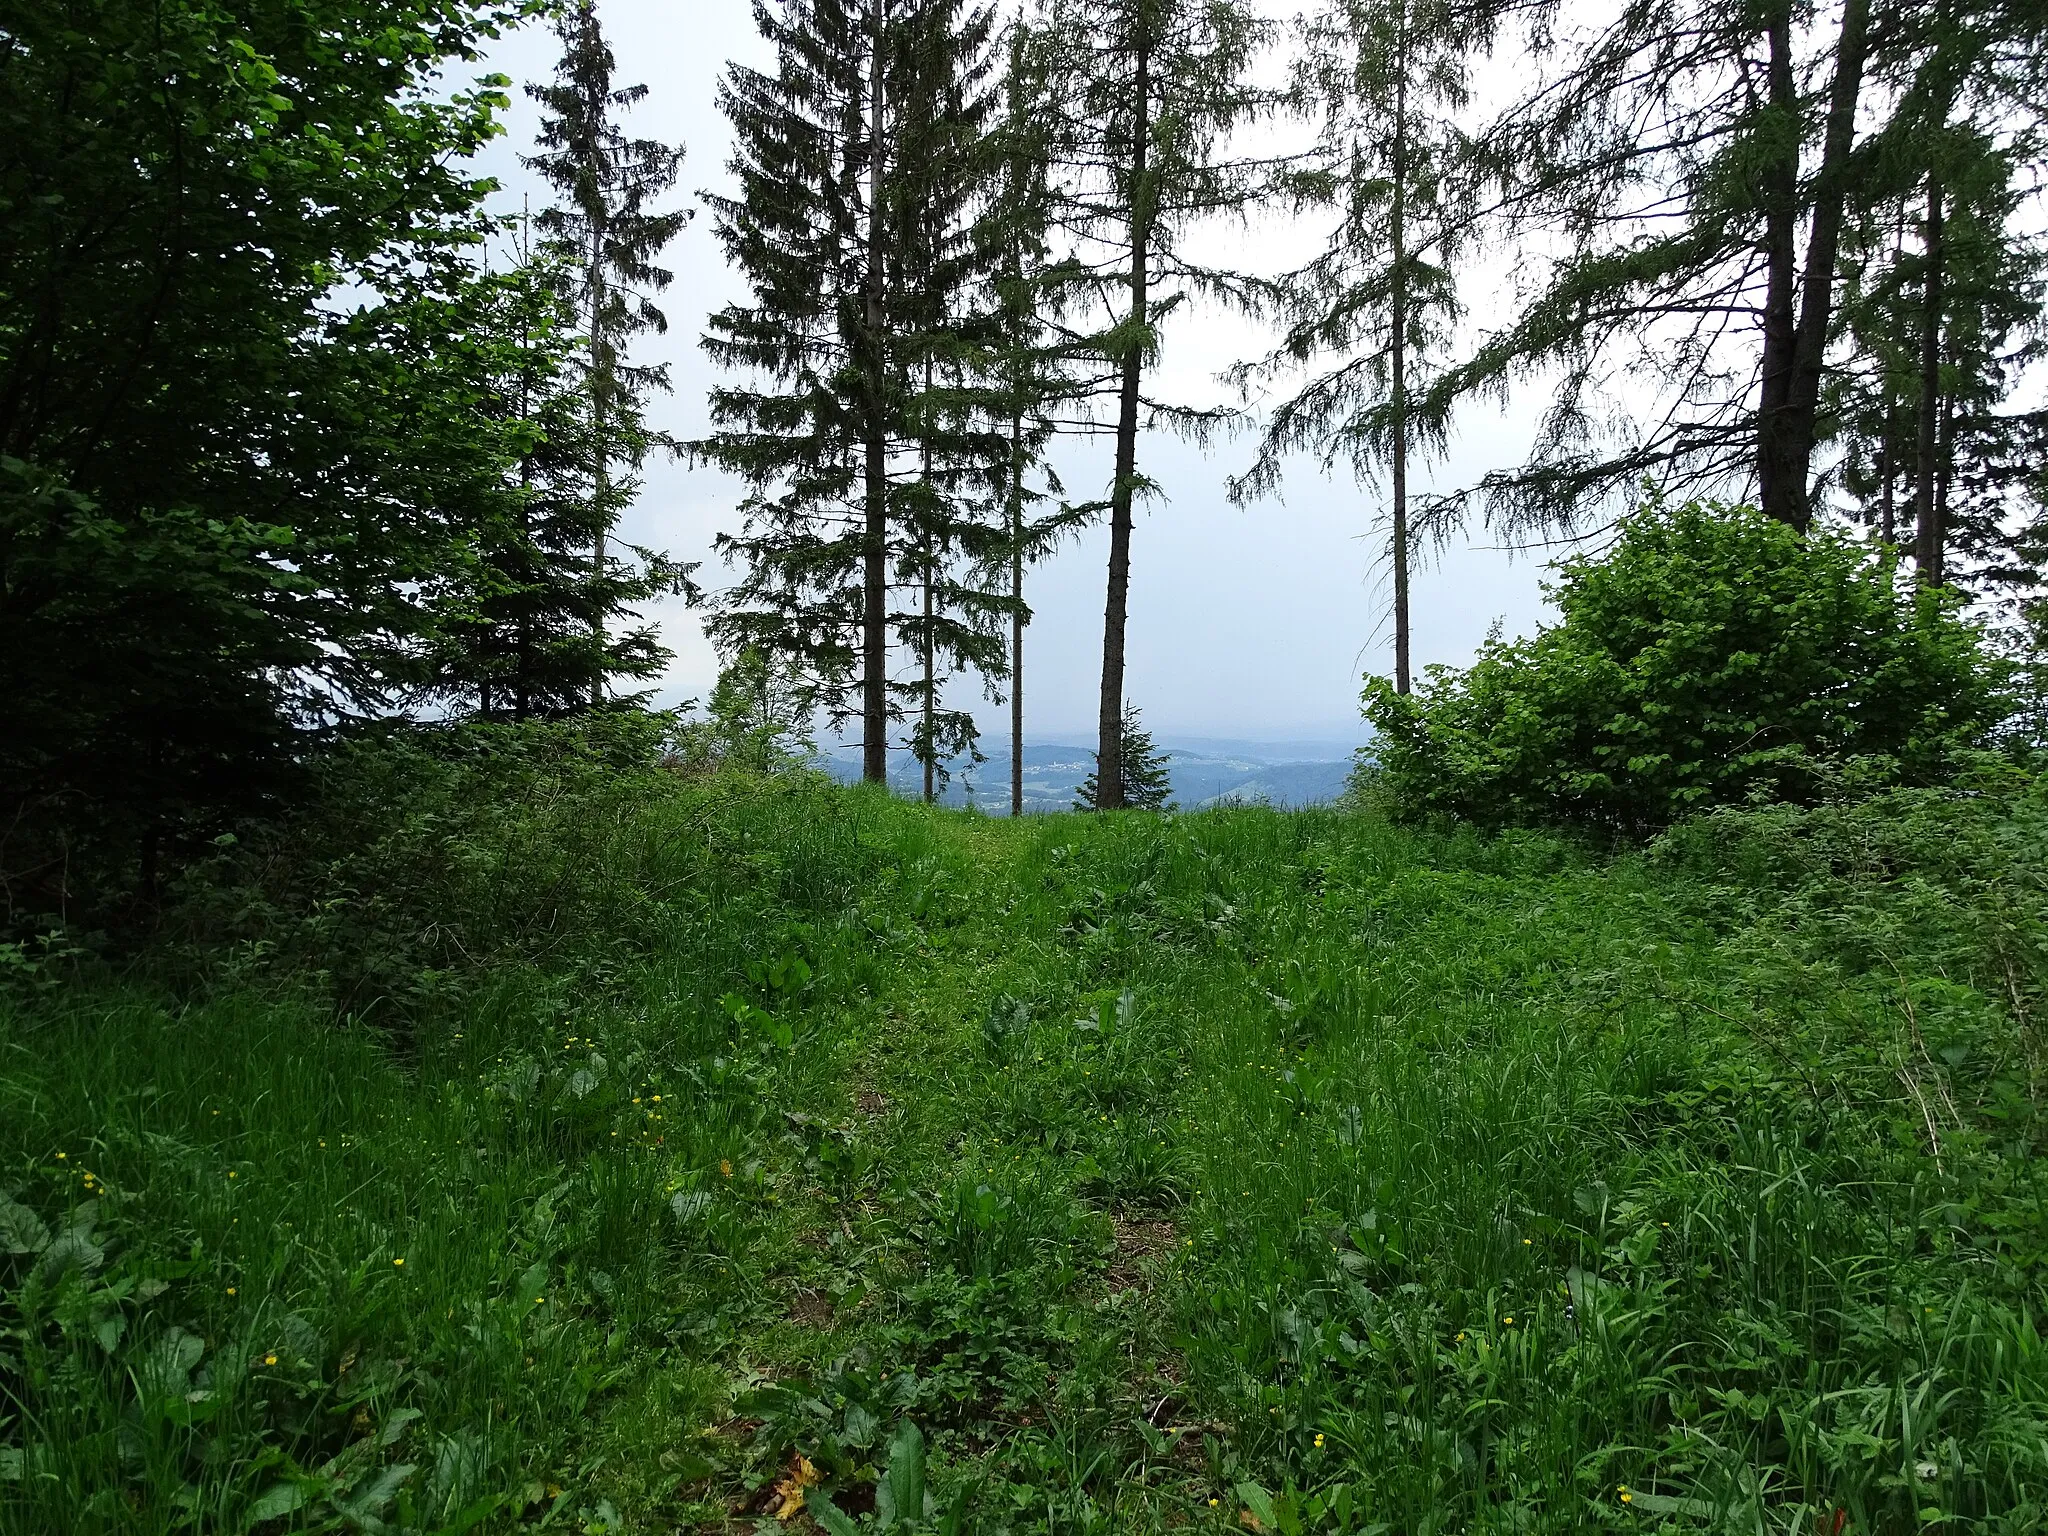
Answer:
812 733 1362 811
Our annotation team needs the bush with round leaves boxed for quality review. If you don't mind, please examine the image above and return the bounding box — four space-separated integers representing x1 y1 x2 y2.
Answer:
1362 498 2010 831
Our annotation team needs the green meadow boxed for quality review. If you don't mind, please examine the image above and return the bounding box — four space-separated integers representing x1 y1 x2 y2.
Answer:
5 749 2047 1534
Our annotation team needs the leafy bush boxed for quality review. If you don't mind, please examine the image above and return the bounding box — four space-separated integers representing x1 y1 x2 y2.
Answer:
1363 498 2009 830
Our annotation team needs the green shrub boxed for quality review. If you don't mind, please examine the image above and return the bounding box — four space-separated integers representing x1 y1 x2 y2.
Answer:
156 713 840 1019
1362 498 2009 830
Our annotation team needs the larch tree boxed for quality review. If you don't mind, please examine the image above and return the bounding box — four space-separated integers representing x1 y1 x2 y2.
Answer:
1231 0 1497 695
525 0 690 707
1418 0 1887 536
1025 0 1279 807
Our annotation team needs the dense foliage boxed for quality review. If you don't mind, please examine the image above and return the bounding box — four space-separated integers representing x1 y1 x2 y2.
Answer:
1 0 516 910
0 0 688 929
1363 499 2008 830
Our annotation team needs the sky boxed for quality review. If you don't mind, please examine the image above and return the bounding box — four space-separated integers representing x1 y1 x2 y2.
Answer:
465 0 1558 744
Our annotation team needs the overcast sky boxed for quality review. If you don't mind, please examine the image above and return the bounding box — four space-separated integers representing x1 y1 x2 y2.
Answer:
466 0 1557 743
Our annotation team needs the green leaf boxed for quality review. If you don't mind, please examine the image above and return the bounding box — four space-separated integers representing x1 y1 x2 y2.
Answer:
669 1191 711 1223
0 1198 49 1256
510 1261 547 1314
1237 1481 1279 1529
247 1481 309 1520
805 1488 861 1536
337 1462 416 1519
1626 1491 1716 1519
879 1419 926 1528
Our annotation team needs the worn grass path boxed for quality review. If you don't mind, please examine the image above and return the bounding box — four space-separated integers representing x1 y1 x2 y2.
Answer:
667 810 1216 1530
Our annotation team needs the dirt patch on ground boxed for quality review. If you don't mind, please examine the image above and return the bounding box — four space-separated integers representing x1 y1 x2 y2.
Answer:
854 1089 891 1118
785 1288 834 1329
1105 1215 1178 1295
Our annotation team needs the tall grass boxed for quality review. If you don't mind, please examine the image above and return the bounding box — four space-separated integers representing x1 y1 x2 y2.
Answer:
5 733 2045 1532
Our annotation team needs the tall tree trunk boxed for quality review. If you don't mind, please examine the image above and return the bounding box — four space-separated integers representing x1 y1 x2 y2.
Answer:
1879 200 1905 547
1389 21 1411 696
862 0 889 782
1758 0 1871 530
1096 20 1149 811
1777 0 1871 530
1878 428 1894 544
1752 2 1799 519
516 220 535 721
922 554 935 801
921 390 935 804
1937 389 1954 565
1009 409 1025 818
588 218 609 707
1916 177 1945 586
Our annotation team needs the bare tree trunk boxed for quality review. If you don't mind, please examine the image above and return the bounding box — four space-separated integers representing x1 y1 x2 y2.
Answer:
1758 0 1871 530
1752 3 1799 521
1879 200 1905 548
921 407 935 804
862 0 889 782
1776 0 1871 530
1096 21 1149 811
517 202 535 720
1916 177 1945 587
1389 21 1411 695
1878 431 1894 545
1009 410 1025 817
588 216 609 707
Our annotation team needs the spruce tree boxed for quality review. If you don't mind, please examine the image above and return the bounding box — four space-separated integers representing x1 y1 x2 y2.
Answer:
891 0 1012 801
1825 0 2044 590
525 0 690 707
1075 703 1172 810
975 21 1084 815
418 223 692 719
1837 153 2044 589
1024 0 1279 807
1232 0 1496 695
700 0 1012 785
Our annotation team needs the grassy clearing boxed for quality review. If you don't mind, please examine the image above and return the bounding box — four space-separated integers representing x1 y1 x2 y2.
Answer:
4 755 2047 1534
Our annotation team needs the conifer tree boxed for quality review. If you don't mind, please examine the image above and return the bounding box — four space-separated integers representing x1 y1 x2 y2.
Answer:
525 0 690 707
980 24 1084 815
1418 0 1885 534
891 0 1012 801
418 225 692 719
1025 0 1279 807
1232 0 1496 695
1075 703 1172 810
701 0 1012 784
1826 0 2044 589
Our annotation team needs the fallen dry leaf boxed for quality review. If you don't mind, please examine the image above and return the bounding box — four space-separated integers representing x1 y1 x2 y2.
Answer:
770 1454 821 1521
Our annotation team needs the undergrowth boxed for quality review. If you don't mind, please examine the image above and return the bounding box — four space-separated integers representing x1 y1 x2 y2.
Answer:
3 726 2046 1533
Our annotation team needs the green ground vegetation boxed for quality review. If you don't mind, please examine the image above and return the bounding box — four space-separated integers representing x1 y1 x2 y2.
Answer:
5 731 2048 1534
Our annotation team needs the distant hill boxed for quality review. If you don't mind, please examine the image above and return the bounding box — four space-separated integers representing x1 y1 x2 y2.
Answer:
812 734 1360 811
